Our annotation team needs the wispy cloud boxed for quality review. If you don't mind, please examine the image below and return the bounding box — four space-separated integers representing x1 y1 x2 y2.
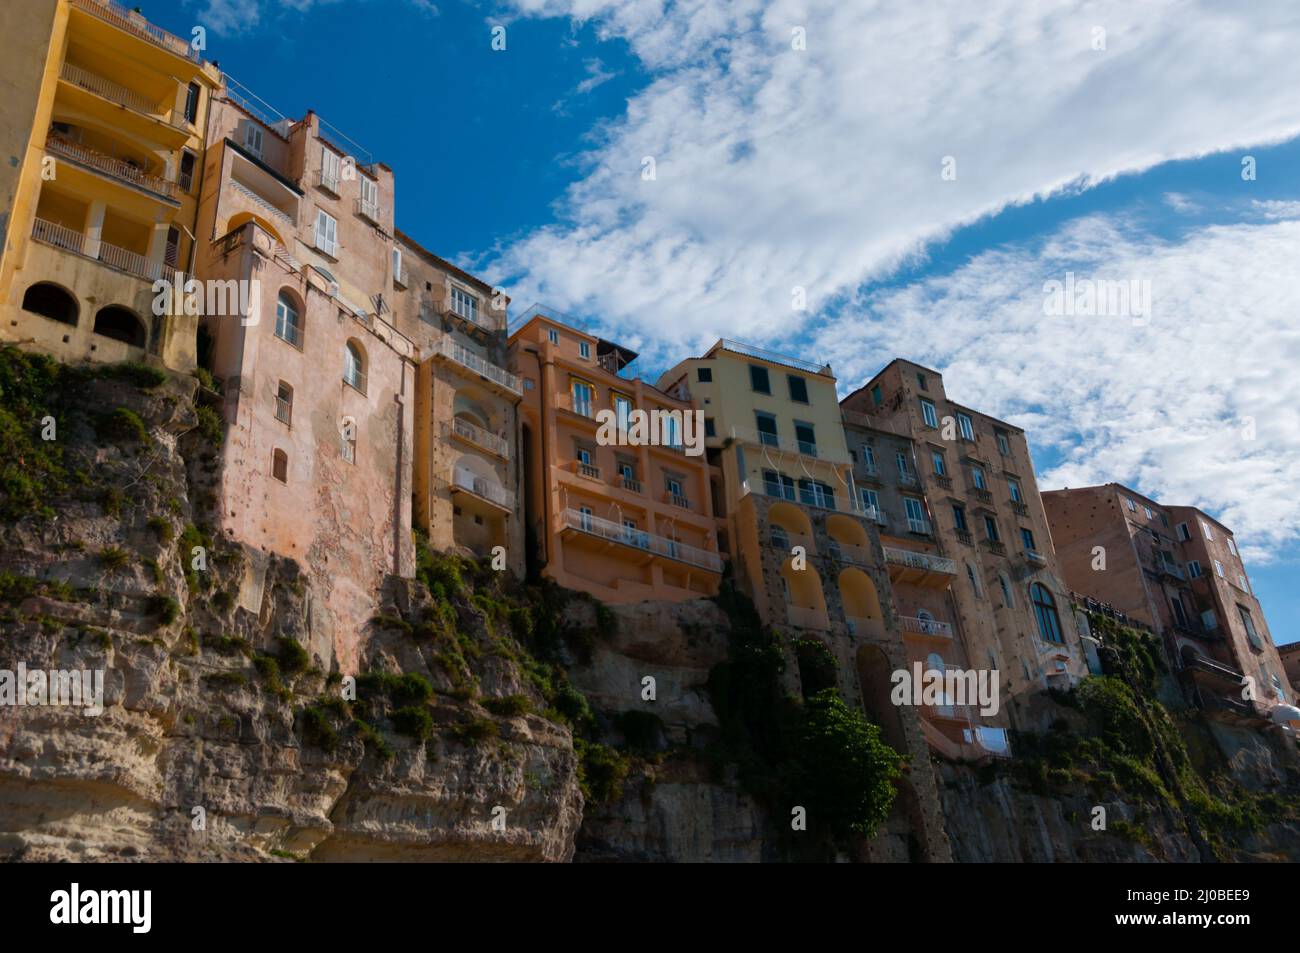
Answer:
552 57 621 114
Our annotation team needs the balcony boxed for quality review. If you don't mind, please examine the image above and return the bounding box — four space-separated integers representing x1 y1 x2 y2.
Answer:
717 339 830 376
1158 558 1185 581
788 605 830 631
861 505 887 526
665 491 691 510
32 217 192 286
955 529 973 546
1010 501 1028 517
732 426 849 465
907 516 932 535
982 538 1007 556
355 196 381 224
931 474 953 491
71 0 202 63
46 134 177 201
620 476 642 494
969 486 993 504
898 469 919 487
449 417 509 459
274 396 292 425
884 546 957 588
759 481 859 516
898 615 954 639
429 333 522 396
59 63 189 140
560 507 722 572
315 169 341 196
1023 548 1048 567
449 467 512 513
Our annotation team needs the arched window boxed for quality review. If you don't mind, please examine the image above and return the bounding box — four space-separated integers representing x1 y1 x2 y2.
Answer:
966 562 982 598
92 306 145 347
343 340 366 392
1031 583 1063 644
275 290 302 347
22 282 78 326
999 572 1014 608
272 448 288 483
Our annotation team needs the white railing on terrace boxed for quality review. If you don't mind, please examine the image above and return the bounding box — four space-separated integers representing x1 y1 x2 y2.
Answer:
32 218 84 255
61 63 180 127
449 417 508 458
732 426 850 464
883 546 957 575
758 481 859 516
46 134 177 199
33 217 192 285
229 180 296 225
717 339 830 377
560 507 722 572
71 0 202 63
430 334 522 395
898 615 954 638
450 467 513 509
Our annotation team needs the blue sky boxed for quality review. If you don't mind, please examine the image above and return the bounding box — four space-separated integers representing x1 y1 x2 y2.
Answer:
167 0 1300 643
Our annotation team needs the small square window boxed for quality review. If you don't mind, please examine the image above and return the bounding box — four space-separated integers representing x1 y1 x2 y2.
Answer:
749 364 771 394
787 375 809 403
697 367 712 383
579 341 591 359
547 328 559 345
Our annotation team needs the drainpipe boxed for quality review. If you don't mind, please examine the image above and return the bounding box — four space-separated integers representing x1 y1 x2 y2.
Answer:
523 346 549 567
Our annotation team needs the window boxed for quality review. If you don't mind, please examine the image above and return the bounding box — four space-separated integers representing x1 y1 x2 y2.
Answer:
1201 609 1218 631
1271 671 1286 702
1143 506 1153 519
1031 583 1064 644
697 367 712 383
1238 574 1250 593
571 379 594 417
341 423 356 464
862 445 876 469
704 417 716 438
931 451 946 476
1171 597 1188 627
995 430 1010 455
579 506 594 532
999 574 1014 607
749 364 771 394
971 466 986 490
798 479 835 509
579 340 591 360
756 412 778 447
794 421 816 456
450 286 478 323
392 247 403 284
179 150 196 192
618 460 636 481
1227 538 1238 557
314 209 338 256
1201 521 1213 541
244 122 264 157
966 563 982 598
666 476 684 497
360 174 379 213
1187 559 1202 578
952 504 968 533
547 328 559 345
272 449 288 483
184 82 201 124
787 375 809 403
860 488 880 515
343 341 365 392
1008 479 1022 503
321 146 341 191
275 291 302 347
1176 522 1191 541
275 381 293 425
1238 606 1262 649
921 398 938 428
613 393 632 431
984 515 999 542
916 372 928 391
957 412 974 441
763 470 795 501
1125 497 1136 512
1214 560 1225 577
1020 527 1035 552
905 497 927 532
871 385 882 405
896 451 910 480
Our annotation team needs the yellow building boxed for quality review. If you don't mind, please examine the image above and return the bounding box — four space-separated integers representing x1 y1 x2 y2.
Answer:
0 0 219 372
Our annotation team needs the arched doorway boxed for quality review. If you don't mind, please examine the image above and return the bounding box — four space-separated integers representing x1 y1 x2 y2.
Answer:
92 306 146 347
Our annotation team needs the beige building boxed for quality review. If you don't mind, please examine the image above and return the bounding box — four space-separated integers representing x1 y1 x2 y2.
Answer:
843 360 1089 726
1044 484 1293 718
194 91 416 672
0 0 219 372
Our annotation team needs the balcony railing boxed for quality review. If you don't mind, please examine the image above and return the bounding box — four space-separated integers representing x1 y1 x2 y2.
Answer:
717 339 830 376
955 528 973 546
229 180 296 226
620 476 641 493
316 169 341 195
732 426 848 464
71 0 202 63
355 196 381 223
450 417 508 458
898 615 954 638
862 505 886 525
33 217 192 286
46 134 177 199
274 397 292 425
60 63 185 131
450 467 513 510
430 333 522 395
665 492 691 509
575 461 601 480
969 486 993 503
883 547 957 575
931 474 953 491
1010 501 1029 517
982 538 1006 556
859 462 879 480
1024 549 1048 566
898 469 919 486
560 507 722 572
907 517 932 535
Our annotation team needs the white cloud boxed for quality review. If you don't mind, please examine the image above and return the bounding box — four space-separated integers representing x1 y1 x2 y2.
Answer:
552 58 621 114
491 0 1300 354
815 209 1300 564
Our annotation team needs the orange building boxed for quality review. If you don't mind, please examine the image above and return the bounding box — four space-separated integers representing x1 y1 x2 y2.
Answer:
509 306 722 603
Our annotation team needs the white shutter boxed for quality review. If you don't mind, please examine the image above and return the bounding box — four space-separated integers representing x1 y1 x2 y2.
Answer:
245 124 263 157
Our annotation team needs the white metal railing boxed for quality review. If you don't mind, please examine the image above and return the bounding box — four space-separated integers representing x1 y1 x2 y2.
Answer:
758 480 858 515
71 0 202 63
450 467 512 509
430 334 522 395
275 397 292 424
898 615 954 638
229 181 295 225
907 517 932 535
717 339 830 376
450 417 508 458
560 507 722 572
61 63 173 122
46 134 177 199
316 170 340 194
883 546 957 575
787 605 830 630
732 426 849 464
32 218 84 255
355 197 380 222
